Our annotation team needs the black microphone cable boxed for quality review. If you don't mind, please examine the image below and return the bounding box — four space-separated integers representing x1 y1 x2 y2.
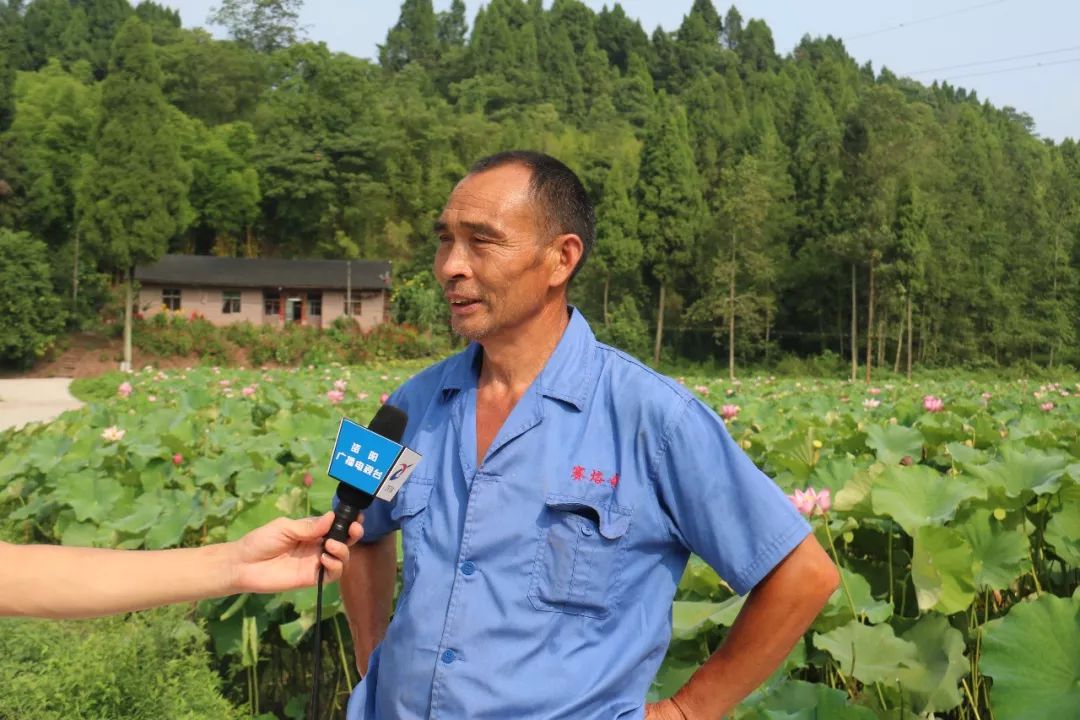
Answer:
309 404 408 720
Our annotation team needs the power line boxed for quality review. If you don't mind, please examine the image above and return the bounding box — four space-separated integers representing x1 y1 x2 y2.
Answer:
905 44 1080 75
943 56 1080 81
844 0 1010 41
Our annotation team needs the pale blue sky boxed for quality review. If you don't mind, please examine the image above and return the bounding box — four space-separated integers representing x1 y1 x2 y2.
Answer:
163 0 1078 141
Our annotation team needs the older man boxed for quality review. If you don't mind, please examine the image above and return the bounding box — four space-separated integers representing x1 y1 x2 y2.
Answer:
341 151 838 719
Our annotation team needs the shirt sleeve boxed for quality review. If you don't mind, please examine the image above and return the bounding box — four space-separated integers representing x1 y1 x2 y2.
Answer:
652 396 811 595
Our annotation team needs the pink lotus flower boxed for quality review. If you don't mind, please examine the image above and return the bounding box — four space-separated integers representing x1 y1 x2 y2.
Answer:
863 398 881 409
101 425 125 443
693 385 709 396
720 404 740 421
327 390 345 404
334 379 348 391
148 395 157 403
868 387 881 395
380 392 390 404
117 382 132 398
788 487 831 517
219 379 231 387
172 453 183 466
242 385 256 397
356 392 369 400
923 395 944 413
1041 401 1055 412
303 472 314 488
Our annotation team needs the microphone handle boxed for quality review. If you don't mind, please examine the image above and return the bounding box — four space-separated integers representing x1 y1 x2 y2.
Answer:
326 502 361 544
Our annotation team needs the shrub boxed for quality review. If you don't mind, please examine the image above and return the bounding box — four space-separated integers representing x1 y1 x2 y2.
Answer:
0 229 67 368
595 296 651 361
0 606 242 720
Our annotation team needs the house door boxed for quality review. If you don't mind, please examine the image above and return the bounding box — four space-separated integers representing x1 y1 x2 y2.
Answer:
285 297 303 323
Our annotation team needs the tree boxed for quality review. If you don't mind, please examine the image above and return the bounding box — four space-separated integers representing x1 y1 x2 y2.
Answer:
0 0 20 131
379 0 437 71
208 0 304 53
78 17 191 371
636 92 703 365
0 229 67 368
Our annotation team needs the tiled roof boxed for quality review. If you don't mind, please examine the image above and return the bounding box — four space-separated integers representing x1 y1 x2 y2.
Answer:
135 254 391 290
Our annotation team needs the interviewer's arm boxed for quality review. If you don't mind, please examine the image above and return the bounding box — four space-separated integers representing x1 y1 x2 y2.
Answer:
0 512 361 619
340 533 398 675
648 535 839 720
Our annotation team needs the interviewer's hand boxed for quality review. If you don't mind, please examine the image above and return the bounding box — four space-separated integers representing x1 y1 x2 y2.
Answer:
645 699 688 720
229 511 363 593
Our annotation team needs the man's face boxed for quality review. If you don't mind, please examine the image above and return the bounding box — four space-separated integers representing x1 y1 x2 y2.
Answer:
434 163 559 342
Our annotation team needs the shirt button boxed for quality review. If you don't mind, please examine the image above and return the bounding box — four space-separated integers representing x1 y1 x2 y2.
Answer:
441 649 456 664
461 560 476 576
580 522 594 537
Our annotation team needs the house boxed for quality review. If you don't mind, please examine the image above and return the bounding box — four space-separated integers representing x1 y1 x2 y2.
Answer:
134 254 392 330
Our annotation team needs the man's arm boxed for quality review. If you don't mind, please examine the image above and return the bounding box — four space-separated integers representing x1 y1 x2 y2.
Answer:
649 534 839 720
340 533 398 675
0 512 361 619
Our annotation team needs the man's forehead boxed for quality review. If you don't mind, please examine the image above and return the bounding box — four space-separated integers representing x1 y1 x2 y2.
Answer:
439 165 536 228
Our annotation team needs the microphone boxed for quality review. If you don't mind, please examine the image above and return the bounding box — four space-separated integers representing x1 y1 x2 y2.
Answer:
325 403 409 544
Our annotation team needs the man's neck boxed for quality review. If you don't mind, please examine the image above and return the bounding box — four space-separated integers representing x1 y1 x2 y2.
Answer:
477 302 570 396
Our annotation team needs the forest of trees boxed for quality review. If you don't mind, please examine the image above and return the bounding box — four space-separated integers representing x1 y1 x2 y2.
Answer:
2 0 1079 375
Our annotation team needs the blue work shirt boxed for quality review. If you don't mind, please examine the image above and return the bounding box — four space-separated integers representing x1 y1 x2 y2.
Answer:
347 308 810 720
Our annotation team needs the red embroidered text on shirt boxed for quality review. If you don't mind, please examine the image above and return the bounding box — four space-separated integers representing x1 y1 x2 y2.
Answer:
570 466 620 488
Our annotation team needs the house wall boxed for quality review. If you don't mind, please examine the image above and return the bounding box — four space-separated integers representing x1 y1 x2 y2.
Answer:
137 284 387 330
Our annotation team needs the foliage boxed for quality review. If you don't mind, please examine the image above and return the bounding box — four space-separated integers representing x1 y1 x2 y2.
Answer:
4 368 1078 718
0 228 67 367
0 606 242 719
128 311 449 367
2 0 1080 371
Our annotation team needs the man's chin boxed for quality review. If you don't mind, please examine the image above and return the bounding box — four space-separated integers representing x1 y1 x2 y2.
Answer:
450 317 489 341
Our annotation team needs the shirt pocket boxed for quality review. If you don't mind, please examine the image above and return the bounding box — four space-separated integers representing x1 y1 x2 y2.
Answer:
528 492 633 619
390 478 435 589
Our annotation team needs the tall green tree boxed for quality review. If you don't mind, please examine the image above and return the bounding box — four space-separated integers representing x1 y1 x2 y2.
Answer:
636 91 703 365
209 0 304 53
380 0 437 71
78 16 191 371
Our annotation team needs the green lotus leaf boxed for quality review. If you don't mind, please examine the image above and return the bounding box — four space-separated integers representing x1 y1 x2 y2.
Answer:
896 613 967 714
911 526 976 615
865 424 923 465
1045 483 1080 566
966 444 1068 498
871 465 983 535
814 567 892 632
980 592 1080 720
52 471 127 523
957 509 1031 590
735 679 877 720
672 595 746 640
814 620 918 685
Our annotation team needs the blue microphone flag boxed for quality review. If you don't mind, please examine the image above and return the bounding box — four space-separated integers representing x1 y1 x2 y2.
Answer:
327 417 422 501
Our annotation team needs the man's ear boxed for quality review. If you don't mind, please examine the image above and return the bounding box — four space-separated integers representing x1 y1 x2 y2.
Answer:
548 233 584 287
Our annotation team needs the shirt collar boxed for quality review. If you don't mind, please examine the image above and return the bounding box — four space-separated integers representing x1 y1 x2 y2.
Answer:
437 307 596 411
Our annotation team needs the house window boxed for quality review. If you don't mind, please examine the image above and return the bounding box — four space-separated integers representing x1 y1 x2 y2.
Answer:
345 297 362 316
263 290 280 315
222 290 241 314
162 288 181 311
307 292 322 316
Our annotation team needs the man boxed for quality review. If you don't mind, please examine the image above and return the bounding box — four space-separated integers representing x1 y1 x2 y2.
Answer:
341 151 839 719
1 511 362 618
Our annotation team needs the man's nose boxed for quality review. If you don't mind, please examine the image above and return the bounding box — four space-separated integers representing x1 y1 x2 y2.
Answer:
437 239 471 279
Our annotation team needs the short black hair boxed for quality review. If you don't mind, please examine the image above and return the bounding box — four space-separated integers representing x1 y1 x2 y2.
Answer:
468 150 595 282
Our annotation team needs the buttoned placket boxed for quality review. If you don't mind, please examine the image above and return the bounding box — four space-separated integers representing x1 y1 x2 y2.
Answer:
428 381 545 718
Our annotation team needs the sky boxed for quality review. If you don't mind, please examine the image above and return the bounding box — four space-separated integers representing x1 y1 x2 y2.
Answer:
162 0 1079 142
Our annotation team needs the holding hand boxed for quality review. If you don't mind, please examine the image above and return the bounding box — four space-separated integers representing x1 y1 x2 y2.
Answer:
229 511 364 593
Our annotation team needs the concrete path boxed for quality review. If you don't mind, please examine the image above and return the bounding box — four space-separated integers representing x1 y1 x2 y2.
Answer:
0 378 84 432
